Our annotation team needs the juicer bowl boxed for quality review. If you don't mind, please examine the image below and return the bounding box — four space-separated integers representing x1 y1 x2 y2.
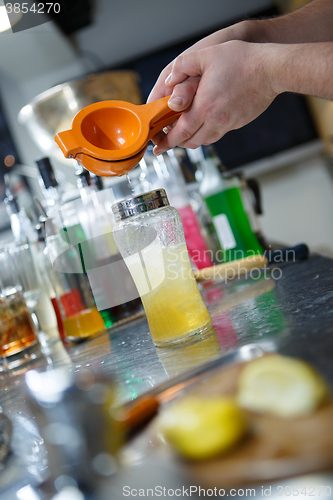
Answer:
18 71 142 165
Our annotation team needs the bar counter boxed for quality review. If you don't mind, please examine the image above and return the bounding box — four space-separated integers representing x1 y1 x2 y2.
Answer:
1 253 333 499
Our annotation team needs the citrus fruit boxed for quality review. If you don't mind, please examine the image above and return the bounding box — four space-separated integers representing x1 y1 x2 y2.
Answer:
237 355 329 418
159 396 247 460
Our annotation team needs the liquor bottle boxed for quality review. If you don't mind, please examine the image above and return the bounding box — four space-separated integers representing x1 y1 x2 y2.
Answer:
36 157 65 211
189 146 263 263
4 174 37 244
36 160 114 328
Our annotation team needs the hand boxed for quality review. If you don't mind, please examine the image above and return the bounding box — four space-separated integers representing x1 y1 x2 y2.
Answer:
147 21 252 104
150 40 278 154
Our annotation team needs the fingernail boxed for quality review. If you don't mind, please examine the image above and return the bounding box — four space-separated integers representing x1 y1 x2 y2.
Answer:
165 73 172 85
163 126 172 134
153 146 164 156
168 96 184 107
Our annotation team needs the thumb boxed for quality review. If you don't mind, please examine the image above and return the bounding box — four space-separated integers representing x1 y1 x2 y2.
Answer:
167 76 200 111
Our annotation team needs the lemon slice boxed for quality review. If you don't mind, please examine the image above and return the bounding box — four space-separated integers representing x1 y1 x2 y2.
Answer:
159 396 247 460
237 355 329 418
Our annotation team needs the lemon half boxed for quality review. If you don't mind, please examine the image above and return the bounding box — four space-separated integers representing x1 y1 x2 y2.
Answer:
237 355 329 418
159 396 247 460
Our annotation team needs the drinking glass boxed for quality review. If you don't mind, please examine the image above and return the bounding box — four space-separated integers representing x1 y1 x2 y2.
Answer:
0 246 41 371
9 242 41 311
7 241 60 346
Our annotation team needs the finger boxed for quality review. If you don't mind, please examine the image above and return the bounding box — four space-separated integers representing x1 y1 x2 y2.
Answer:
150 77 200 145
168 76 200 111
150 130 164 146
153 111 203 155
165 51 204 88
147 63 174 103
150 118 179 146
177 122 225 149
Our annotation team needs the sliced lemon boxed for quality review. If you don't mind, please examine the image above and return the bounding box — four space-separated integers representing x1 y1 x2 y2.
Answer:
237 355 329 418
159 396 247 460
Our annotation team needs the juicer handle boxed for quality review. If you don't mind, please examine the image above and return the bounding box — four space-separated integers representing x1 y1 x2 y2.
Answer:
55 129 82 159
147 96 183 141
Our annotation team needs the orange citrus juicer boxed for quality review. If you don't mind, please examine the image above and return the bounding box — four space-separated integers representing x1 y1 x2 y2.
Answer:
54 96 183 176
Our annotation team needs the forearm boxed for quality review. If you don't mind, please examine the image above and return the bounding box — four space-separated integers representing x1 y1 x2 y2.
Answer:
242 0 333 44
265 42 333 99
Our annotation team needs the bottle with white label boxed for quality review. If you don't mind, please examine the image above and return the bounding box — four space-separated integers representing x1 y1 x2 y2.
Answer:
192 147 263 263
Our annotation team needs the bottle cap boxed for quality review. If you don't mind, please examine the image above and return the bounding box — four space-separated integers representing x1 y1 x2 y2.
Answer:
112 188 169 222
36 157 58 189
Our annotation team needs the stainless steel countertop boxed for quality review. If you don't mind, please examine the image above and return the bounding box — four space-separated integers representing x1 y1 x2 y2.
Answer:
1 254 333 499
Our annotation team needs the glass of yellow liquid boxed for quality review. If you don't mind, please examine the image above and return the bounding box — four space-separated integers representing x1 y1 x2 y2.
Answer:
112 189 213 346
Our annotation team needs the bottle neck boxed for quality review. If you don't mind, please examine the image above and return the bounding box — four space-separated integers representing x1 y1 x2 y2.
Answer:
41 184 63 209
9 209 37 244
199 157 240 198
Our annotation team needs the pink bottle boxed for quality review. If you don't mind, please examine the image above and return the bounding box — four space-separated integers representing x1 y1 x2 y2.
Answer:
177 205 213 269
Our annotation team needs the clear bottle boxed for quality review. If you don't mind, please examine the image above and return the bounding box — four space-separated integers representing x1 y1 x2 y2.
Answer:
45 213 106 342
32 226 61 344
74 179 142 326
112 189 213 347
4 174 37 244
189 146 263 263
36 157 65 212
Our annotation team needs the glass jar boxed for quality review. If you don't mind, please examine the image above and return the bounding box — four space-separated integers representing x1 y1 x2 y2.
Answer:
112 189 213 347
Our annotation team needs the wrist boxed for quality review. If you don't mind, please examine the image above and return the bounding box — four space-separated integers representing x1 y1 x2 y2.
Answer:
255 42 286 97
234 19 270 43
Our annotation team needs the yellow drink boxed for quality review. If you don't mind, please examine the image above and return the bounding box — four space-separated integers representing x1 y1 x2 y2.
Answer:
63 307 105 339
125 243 212 346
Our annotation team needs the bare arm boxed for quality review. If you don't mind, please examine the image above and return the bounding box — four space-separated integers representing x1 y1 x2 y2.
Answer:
247 0 333 44
270 42 333 98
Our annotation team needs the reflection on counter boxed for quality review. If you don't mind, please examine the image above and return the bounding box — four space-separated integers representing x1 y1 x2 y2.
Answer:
202 275 289 351
156 328 222 378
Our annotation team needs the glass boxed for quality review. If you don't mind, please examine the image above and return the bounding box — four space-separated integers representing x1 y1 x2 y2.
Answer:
8 241 60 345
0 247 40 370
112 189 213 347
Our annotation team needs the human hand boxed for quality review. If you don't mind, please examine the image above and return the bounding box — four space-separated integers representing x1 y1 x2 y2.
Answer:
151 40 278 154
147 22 252 104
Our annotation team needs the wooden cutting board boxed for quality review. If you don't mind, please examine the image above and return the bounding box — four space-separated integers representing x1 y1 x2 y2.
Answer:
127 359 333 489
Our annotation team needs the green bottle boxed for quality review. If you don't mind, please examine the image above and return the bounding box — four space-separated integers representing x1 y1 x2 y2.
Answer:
194 148 263 263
